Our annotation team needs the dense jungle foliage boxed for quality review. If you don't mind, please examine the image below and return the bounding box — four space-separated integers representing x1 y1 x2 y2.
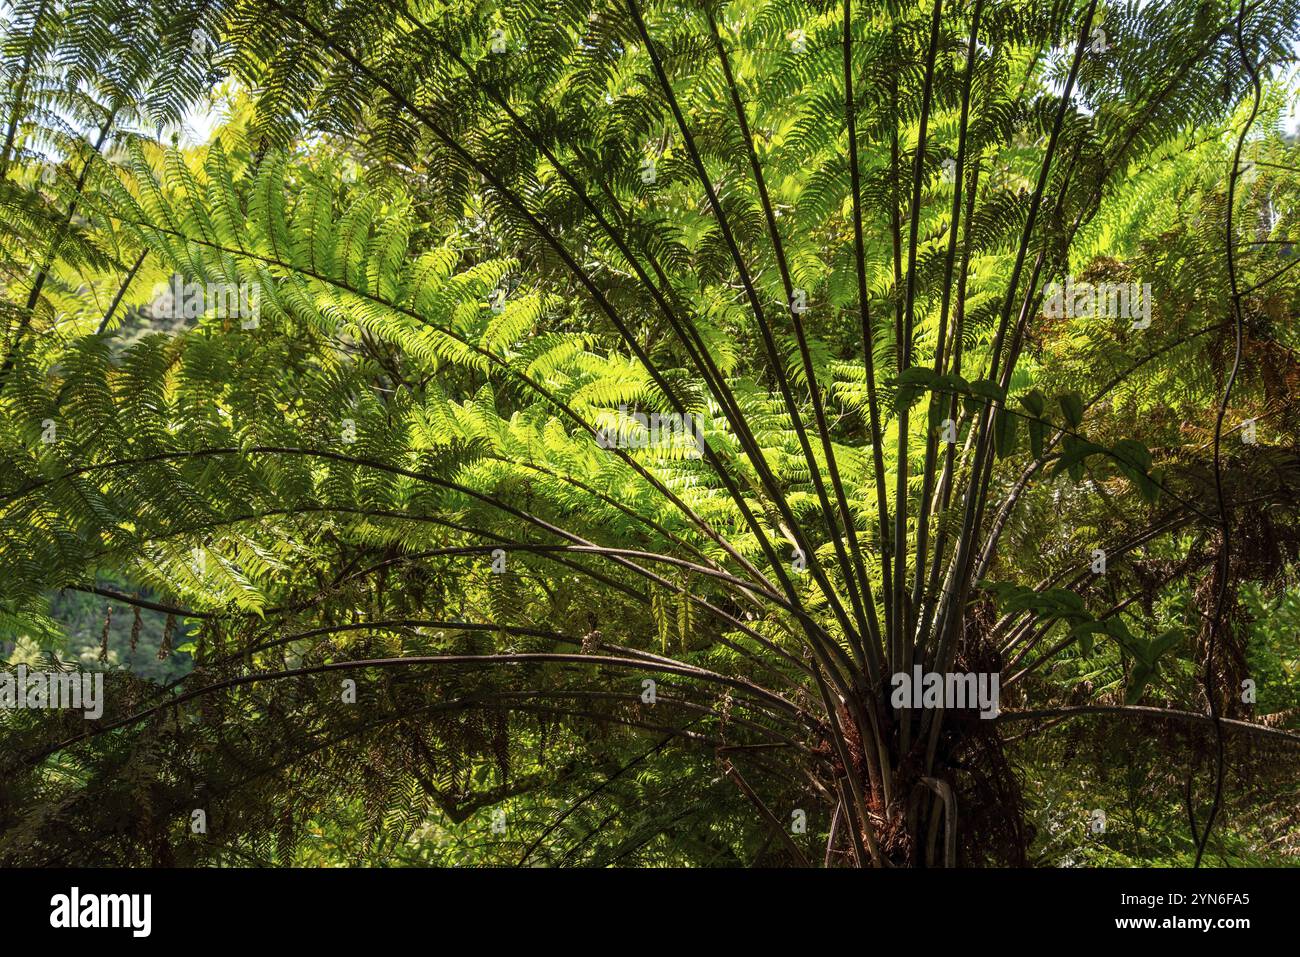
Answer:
0 0 1298 866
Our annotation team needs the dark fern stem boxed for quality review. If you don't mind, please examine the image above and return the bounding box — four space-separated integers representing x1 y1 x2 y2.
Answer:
1195 0 1263 869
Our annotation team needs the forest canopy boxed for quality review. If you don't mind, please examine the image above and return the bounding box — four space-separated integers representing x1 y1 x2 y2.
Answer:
0 0 1298 867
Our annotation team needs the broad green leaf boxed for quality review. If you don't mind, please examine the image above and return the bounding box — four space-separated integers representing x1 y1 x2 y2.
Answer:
1058 392 1084 428
1028 417 1045 460
1017 388 1046 418
994 406 1017 459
